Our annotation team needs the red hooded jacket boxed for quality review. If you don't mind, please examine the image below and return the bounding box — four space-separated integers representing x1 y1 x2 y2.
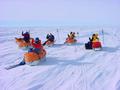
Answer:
31 39 43 49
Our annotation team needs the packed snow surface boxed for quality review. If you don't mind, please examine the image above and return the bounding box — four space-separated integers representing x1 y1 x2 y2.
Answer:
0 27 120 90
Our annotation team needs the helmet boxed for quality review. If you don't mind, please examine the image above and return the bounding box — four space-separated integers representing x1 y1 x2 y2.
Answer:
25 32 29 34
73 32 75 34
35 37 39 43
35 37 39 41
92 34 96 36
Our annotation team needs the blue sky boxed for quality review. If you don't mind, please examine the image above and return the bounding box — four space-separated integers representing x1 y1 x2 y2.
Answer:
0 0 120 27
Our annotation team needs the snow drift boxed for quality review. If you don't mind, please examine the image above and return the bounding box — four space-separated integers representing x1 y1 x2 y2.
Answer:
0 27 120 90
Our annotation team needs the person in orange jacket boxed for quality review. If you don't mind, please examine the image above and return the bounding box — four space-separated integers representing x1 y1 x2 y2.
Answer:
30 37 43 54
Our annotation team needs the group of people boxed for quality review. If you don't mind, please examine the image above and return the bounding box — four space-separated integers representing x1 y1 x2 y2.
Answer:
22 31 55 55
18 31 101 66
67 32 99 42
21 31 100 53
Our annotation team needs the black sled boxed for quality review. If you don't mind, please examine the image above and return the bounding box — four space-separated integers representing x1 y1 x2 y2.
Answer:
85 41 92 49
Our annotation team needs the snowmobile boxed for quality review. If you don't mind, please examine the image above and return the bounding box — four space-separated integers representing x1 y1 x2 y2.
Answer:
24 49 46 66
85 41 93 49
15 37 33 50
85 38 102 50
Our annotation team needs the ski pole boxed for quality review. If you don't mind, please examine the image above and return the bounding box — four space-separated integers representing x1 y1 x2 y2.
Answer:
77 32 79 39
74 32 79 52
56 29 60 41
102 29 104 45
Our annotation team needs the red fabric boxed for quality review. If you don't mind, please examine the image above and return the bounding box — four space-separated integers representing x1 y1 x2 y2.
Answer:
92 42 101 48
31 39 43 49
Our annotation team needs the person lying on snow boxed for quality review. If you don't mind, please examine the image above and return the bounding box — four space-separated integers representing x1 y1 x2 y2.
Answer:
22 31 30 43
43 33 55 46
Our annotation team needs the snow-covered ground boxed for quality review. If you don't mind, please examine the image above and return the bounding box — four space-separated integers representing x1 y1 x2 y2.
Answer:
0 27 120 90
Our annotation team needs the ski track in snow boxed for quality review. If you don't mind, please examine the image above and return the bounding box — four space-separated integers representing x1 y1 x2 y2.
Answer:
0 28 120 90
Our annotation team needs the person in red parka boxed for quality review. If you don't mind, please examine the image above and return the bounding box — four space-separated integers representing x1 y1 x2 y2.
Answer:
30 37 43 54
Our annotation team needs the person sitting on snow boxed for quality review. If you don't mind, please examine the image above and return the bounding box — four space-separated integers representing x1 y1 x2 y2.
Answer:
22 31 30 43
69 32 76 39
18 37 43 66
49 33 55 42
90 33 99 42
30 37 43 54
43 33 55 46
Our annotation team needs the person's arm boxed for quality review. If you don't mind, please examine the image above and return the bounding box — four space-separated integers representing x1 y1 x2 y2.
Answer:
31 38 35 45
89 37 91 41
91 37 94 41
39 40 43 49
22 31 24 36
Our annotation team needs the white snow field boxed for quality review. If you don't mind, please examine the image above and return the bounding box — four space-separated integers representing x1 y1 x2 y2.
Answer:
0 27 120 90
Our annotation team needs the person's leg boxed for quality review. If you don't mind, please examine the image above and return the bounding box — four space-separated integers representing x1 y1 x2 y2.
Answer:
26 38 30 43
24 38 29 43
28 48 33 52
33 48 40 54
